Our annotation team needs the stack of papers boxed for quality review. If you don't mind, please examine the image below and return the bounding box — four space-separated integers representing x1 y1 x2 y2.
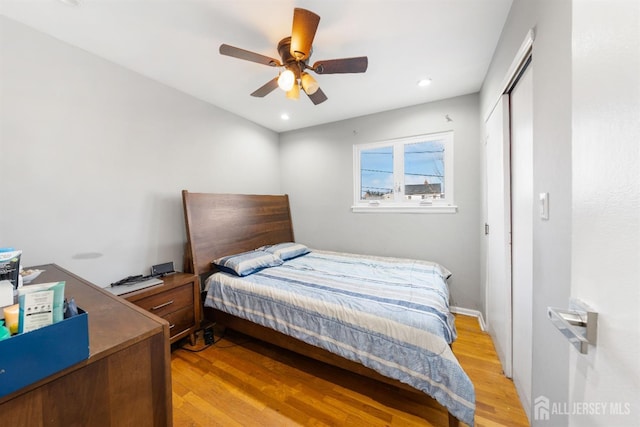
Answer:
106 278 163 296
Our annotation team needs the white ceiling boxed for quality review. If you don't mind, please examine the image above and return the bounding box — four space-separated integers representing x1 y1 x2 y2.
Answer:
0 0 513 133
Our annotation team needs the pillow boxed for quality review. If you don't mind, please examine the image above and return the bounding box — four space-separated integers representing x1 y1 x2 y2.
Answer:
213 250 282 276
263 242 311 261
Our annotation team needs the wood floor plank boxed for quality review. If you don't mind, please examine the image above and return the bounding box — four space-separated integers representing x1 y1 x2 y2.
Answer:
171 314 529 426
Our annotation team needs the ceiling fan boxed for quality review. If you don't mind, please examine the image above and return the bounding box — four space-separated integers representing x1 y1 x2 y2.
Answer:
219 8 368 105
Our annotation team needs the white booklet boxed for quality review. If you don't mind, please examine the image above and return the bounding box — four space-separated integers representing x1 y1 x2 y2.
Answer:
22 290 54 333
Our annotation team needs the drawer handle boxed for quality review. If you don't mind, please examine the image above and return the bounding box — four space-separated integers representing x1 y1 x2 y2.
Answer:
151 300 174 311
169 324 175 329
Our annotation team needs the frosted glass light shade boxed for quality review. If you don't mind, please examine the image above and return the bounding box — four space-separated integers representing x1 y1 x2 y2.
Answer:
278 69 295 91
286 83 300 100
301 73 319 95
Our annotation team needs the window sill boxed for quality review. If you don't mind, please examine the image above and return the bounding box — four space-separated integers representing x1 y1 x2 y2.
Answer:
351 204 458 214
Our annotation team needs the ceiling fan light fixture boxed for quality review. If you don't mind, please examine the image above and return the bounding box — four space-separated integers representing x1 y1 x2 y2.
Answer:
286 82 300 100
219 8 366 106
301 72 319 95
278 68 295 91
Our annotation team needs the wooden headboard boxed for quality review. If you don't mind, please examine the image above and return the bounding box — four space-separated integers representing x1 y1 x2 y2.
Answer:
182 191 295 276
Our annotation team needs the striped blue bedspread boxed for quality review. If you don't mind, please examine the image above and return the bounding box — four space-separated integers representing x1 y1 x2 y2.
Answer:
204 250 475 425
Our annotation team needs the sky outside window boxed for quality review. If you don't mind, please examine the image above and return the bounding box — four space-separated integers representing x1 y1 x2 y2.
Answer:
360 140 445 199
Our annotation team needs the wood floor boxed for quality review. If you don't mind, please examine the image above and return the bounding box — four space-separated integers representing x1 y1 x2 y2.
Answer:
171 315 529 427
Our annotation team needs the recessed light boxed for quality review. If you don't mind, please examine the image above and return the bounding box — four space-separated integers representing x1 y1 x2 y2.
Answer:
417 78 432 87
281 113 290 120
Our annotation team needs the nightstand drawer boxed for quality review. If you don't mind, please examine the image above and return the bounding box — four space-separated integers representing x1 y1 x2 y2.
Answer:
123 272 201 346
164 306 194 338
134 283 193 317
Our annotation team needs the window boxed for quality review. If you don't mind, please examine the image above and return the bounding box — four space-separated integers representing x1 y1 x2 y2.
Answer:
352 131 456 213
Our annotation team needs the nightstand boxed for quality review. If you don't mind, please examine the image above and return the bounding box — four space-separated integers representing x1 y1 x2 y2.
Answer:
124 272 201 345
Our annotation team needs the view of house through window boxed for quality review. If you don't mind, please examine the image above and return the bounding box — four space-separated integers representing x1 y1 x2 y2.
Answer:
353 131 454 212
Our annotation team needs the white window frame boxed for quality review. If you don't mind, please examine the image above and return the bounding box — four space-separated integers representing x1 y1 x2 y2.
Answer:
352 131 457 213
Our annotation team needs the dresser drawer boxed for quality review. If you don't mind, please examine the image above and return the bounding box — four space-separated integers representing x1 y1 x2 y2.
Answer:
133 283 193 317
164 306 194 338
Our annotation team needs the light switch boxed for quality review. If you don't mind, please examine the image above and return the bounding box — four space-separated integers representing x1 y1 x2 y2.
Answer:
539 192 549 220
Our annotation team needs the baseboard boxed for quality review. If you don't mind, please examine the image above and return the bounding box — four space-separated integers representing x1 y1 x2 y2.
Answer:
450 306 486 331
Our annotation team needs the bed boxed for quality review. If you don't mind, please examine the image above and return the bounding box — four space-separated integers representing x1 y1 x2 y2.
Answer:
181 191 475 426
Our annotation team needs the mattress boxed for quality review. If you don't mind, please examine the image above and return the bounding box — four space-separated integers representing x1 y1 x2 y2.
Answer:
204 249 475 425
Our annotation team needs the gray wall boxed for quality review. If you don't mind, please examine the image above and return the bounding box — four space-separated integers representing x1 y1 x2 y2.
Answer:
0 17 281 286
480 0 572 423
280 94 483 311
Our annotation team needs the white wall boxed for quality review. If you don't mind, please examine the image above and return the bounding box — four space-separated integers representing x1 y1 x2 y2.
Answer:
570 1 640 425
0 17 281 286
480 0 572 422
279 94 483 311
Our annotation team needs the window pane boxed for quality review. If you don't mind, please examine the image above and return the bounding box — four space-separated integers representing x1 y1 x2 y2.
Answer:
360 145 393 200
404 140 445 200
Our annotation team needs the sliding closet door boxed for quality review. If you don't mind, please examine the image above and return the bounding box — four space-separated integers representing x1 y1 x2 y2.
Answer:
484 95 512 378
510 65 533 416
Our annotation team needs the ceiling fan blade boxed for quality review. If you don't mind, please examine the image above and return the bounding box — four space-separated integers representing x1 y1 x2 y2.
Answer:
313 57 368 74
307 87 328 105
290 8 320 60
250 77 279 97
219 44 281 67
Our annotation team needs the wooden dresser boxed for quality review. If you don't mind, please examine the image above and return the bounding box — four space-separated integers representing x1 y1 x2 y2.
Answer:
0 264 172 427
